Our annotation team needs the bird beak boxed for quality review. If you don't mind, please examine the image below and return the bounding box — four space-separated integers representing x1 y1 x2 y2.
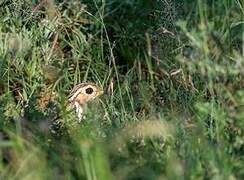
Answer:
97 90 104 97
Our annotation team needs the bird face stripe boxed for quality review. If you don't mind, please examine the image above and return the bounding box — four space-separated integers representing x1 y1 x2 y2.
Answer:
69 84 85 99
69 87 84 102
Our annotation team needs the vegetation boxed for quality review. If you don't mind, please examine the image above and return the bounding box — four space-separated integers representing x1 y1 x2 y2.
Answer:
0 0 243 179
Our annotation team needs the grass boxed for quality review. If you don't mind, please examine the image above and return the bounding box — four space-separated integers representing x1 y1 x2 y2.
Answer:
0 0 243 179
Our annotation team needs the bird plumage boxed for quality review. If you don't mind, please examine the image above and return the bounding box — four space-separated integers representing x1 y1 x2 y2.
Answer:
68 82 103 122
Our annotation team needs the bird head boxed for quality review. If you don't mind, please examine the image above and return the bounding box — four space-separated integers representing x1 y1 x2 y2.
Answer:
68 82 103 121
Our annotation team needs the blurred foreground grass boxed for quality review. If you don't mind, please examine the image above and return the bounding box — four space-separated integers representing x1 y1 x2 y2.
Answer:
0 0 243 179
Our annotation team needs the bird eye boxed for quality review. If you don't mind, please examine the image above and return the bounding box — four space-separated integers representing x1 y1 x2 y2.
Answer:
85 87 94 94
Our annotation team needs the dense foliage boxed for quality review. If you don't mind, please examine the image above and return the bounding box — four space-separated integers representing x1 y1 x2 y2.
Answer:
0 0 243 179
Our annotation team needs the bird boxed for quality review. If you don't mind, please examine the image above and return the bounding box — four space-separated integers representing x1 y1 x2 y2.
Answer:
68 82 103 122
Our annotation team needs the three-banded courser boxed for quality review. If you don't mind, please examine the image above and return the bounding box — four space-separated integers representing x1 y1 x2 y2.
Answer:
68 82 103 122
